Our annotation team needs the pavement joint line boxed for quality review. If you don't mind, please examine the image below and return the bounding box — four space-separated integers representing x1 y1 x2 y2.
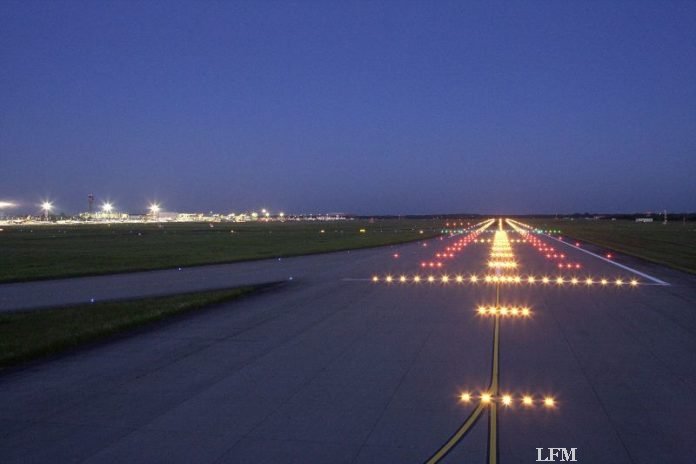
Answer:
543 234 670 286
217 322 373 462
352 329 435 464
77 280 366 461
545 291 638 464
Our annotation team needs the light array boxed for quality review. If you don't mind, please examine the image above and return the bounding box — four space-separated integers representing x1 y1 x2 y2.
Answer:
371 218 649 462
459 391 556 408
371 274 639 287
378 219 591 463
476 305 532 317
487 261 517 268
474 238 524 244
420 219 495 269
506 219 584 270
506 218 561 235
487 227 519 275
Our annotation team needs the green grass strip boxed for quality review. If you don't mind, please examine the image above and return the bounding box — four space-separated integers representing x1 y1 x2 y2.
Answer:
0 285 263 370
526 219 696 274
0 219 442 282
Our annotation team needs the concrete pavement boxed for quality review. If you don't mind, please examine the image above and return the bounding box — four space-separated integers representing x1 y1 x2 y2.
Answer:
1 231 696 463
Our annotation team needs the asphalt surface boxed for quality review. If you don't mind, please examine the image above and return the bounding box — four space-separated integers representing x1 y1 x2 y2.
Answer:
1 227 695 463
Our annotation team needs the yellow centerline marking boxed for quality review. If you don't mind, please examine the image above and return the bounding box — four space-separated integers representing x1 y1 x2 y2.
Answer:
488 402 498 464
489 284 501 464
424 221 528 463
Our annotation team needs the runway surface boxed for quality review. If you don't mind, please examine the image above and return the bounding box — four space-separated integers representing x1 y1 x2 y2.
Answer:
1 220 695 463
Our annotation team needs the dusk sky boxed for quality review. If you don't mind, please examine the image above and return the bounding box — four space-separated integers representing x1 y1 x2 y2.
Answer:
1 1 695 215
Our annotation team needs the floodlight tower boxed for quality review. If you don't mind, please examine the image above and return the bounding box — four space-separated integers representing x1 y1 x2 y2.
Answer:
102 202 113 221
88 193 94 218
149 203 161 222
41 201 53 221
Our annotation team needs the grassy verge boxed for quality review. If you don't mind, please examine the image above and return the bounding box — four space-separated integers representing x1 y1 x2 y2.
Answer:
0 286 263 370
0 219 442 282
525 219 696 274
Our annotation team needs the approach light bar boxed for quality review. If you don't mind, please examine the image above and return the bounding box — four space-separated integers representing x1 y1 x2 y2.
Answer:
370 275 640 287
476 305 532 317
458 391 557 408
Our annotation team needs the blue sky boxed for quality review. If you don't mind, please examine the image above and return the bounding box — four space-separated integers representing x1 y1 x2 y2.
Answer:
1 1 695 214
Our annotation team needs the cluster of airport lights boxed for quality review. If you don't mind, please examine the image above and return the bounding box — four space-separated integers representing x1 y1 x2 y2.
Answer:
470 223 558 408
421 219 495 269
28 201 162 215
372 274 639 287
463 224 558 409
377 218 575 462
6 201 286 219
476 305 531 317
509 217 617 260
374 217 648 461
507 219 583 270
459 392 556 408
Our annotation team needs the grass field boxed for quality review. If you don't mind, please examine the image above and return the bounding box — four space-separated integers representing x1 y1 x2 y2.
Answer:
525 218 696 274
0 286 263 369
0 219 443 282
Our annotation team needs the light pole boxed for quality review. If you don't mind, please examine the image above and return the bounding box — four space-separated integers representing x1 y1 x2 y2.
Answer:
149 203 160 222
102 202 113 221
41 201 53 221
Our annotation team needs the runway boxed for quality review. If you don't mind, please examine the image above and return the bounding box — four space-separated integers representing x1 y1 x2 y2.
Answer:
1 219 695 463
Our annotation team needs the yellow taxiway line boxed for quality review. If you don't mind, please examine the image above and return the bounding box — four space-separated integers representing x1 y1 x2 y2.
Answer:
426 283 502 464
